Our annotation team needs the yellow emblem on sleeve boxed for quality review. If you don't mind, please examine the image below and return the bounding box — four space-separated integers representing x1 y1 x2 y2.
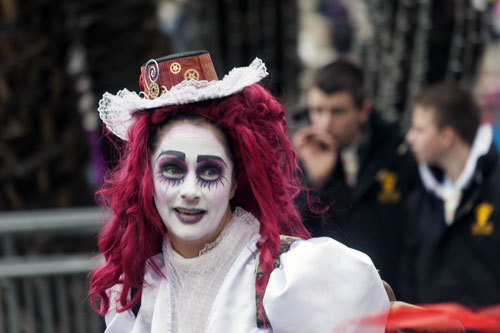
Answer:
471 203 494 236
376 170 401 203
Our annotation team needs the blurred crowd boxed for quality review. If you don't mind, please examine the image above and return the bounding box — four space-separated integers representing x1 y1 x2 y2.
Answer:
292 58 500 308
289 0 500 309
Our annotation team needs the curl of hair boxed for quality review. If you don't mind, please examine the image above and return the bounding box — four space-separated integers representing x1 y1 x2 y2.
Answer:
89 84 310 316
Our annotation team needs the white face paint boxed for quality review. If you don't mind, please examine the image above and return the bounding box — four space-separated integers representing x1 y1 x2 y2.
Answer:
150 122 235 252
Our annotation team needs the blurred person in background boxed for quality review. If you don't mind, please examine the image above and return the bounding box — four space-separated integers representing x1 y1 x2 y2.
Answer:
293 59 418 296
402 82 500 307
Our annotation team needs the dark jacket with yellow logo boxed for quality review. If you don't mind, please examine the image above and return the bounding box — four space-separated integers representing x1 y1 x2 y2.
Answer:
399 128 500 307
298 112 419 296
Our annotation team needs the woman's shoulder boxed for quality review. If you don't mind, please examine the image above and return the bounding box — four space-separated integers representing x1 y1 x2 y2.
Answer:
270 236 385 299
263 236 389 332
283 236 377 269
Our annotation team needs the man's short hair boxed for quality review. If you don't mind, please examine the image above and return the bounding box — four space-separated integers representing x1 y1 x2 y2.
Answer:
310 59 365 107
413 82 481 145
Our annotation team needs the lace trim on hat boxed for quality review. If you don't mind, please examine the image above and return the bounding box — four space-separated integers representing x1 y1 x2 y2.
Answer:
98 58 268 140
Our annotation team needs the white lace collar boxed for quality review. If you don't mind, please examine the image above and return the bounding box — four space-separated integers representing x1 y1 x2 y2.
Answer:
163 207 260 272
160 207 260 333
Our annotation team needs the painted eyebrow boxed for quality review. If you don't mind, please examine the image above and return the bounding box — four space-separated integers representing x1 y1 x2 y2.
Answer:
197 155 227 167
155 150 186 163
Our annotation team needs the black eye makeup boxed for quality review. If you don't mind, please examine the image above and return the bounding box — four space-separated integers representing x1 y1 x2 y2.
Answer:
157 158 187 186
154 151 229 189
196 160 227 190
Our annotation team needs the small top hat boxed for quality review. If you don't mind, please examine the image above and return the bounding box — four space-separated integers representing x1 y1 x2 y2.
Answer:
98 50 268 140
139 50 218 99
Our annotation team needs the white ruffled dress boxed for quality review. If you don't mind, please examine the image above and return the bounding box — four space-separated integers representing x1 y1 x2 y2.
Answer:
104 208 389 333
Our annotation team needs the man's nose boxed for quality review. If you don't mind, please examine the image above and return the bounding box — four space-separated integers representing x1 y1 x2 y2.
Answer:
405 130 413 145
317 111 334 131
180 173 201 203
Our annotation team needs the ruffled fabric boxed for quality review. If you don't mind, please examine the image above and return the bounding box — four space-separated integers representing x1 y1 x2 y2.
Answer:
98 58 268 140
263 237 389 332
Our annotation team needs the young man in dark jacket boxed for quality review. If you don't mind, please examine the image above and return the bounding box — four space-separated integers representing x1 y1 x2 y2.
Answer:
293 60 418 295
402 82 500 307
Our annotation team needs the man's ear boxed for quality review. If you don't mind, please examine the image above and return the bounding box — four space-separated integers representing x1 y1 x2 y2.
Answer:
359 100 372 122
440 125 456 148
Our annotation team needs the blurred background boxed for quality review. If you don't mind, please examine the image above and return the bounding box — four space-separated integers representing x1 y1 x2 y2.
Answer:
1 0 500 331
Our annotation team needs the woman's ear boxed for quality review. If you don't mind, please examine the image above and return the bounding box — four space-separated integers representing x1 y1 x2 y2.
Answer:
229 179 238 200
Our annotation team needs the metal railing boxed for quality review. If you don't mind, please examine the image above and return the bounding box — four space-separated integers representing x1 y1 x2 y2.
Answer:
0 207 104 333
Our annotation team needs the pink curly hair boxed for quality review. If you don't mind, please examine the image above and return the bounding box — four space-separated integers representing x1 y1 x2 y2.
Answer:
89 83 311 315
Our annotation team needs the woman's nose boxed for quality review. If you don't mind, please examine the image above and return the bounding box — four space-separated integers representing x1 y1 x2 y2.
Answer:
180 173 201 202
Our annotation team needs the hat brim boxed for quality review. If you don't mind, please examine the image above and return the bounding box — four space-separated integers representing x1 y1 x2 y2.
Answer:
98 57 268 140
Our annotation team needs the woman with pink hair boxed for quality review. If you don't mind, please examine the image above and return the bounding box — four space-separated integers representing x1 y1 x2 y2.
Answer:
89 51 389 332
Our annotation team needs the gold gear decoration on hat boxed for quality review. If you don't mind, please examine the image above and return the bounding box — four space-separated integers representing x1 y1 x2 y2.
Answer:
170 62 181 74
149 82 160 99
184 69 200 80
161 85 168 96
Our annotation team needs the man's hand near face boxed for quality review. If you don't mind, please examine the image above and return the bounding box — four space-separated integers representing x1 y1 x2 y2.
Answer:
292 125 337 189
